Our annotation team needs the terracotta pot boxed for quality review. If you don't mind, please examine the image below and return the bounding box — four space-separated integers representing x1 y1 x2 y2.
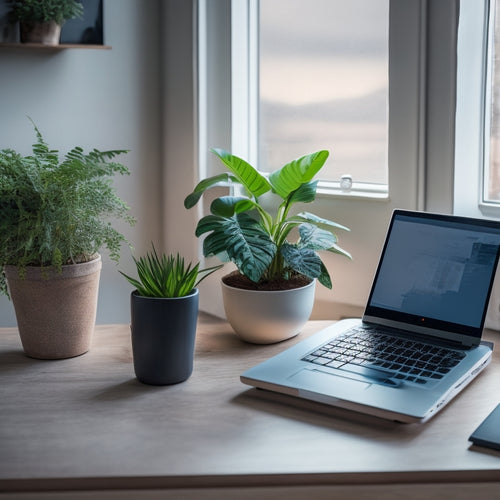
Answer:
221 278 316 344
20 20 61 45
4 256 102 359
130 289 199 385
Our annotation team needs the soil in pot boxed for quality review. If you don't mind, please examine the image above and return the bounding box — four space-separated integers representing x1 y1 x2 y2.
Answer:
222 269 312 291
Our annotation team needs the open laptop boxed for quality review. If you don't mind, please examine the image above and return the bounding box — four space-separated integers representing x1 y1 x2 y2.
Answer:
241 210 500 423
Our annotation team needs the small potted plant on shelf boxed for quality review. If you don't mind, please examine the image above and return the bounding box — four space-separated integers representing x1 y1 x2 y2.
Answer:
0 119 134 359
184 148 351 344
8 0 84 45
121 245 221 385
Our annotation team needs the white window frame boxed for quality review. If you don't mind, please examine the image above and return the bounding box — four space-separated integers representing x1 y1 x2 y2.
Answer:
199 0 428 207
226 0 459 208
454 0 497 219
482 0 495 209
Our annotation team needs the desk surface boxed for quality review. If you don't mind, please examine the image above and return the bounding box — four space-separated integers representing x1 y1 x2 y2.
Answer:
1 316 500 494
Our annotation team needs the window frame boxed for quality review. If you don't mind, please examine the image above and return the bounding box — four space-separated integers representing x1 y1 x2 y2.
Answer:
454 0 497 219
226 0 458 209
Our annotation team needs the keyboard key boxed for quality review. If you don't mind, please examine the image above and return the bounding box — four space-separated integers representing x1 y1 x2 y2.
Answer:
326 360 345 368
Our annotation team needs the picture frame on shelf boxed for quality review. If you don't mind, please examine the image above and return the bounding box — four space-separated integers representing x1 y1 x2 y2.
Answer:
60 0 103 45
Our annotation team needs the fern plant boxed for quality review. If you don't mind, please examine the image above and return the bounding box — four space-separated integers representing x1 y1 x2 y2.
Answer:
120 245 222 298
184 148 351 289
0 121 135 296
8 0 83 25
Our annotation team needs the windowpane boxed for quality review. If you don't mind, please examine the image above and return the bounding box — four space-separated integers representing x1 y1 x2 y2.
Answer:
486 0 500 202
258 0 389 186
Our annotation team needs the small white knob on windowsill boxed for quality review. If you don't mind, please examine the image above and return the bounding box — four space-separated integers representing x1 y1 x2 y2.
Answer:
340 174 353 192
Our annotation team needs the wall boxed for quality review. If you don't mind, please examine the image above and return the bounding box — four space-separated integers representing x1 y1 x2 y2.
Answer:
0 0 163 326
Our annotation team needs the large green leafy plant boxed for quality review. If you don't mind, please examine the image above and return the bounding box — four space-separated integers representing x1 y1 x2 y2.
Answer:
8 0 83 25
184 148 351 289
0 122 135 296
120 245 222 298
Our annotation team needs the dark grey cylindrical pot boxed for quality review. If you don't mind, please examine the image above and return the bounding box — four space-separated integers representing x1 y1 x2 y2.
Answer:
130 289 199 385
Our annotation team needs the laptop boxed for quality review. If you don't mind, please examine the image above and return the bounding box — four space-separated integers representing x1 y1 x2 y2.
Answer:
241 210 500 423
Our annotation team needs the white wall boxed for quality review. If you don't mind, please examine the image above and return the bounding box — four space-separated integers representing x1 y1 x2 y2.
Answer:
0 0 163 326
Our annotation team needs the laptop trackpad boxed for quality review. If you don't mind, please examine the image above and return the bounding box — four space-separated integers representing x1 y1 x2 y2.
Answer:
289 368 372 393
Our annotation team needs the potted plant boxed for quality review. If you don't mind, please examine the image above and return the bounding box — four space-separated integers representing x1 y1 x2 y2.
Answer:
8 0 83 45
184 148 351 344
0 120 134 359
120 246 221 385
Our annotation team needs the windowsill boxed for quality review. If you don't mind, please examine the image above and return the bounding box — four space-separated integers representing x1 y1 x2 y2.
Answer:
316 181 389 200
478 202 500 219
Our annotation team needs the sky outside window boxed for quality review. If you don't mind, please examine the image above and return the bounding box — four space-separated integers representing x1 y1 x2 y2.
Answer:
258 0 389 186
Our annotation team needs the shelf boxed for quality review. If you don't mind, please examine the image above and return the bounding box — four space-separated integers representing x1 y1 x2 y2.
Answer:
0 43 111 50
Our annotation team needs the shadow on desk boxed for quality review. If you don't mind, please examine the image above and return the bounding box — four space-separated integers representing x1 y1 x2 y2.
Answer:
0 349 45 374
232 387 426 443
89 378 183 402
469 444 500 458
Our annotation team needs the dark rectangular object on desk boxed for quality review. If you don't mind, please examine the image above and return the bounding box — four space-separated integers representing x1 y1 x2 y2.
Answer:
469 403 500 451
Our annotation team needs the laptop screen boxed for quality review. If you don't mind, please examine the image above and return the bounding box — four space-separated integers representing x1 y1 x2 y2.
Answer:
364 210 500 341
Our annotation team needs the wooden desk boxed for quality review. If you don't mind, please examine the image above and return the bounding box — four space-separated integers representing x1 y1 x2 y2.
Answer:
1 316 500 499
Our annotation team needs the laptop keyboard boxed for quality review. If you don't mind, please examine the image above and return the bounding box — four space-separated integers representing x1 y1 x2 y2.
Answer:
302 325 467 385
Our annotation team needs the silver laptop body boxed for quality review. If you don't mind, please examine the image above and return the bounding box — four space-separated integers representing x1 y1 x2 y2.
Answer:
241 210 500 423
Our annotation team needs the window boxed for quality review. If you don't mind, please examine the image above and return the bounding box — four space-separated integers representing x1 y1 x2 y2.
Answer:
197 0 453 319
454 0 492 218
454 0 500 217
258 0 389 194
485 0 500 204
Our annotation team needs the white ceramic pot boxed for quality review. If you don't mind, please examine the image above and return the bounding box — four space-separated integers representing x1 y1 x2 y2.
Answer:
221 279 316 344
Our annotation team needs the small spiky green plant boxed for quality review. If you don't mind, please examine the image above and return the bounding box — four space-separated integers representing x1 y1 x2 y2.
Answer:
120 245 222 298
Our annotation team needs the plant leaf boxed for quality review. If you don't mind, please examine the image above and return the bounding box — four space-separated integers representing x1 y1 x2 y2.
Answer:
211 148 271 198
184 172 237 209
280 242 322 280
195 214 226 237
318 261 333 289
210 196 257 217
268 150 329 199
287 181 318 205
298 223 338 251
293 211 350 232
327 243 352 260
197 212 276 282
195 263 224 287
298 223 352 259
